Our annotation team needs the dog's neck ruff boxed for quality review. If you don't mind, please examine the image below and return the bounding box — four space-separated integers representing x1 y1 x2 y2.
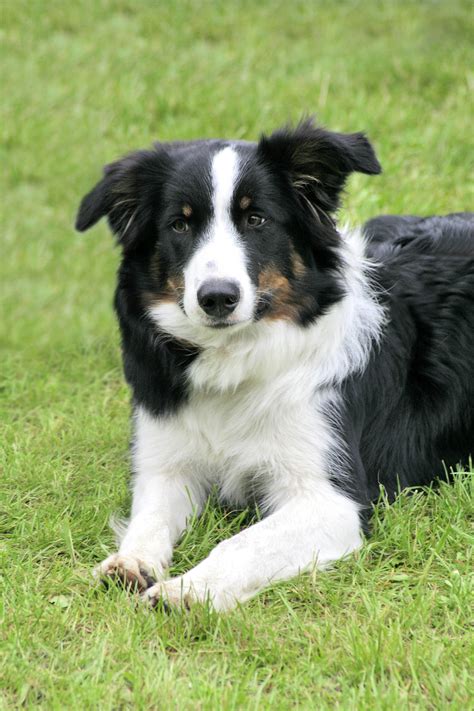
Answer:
150 227 385 393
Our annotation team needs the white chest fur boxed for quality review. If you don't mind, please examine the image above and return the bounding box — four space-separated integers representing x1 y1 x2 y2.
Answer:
134 389 335 513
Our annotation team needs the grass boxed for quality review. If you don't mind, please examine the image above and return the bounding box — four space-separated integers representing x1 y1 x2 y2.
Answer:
1 0 473 708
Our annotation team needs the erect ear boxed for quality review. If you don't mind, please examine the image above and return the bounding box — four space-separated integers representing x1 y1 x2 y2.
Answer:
75 148 168 251
258 118 381 223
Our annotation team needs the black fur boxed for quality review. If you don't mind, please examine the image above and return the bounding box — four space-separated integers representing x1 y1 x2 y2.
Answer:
350 213 474 503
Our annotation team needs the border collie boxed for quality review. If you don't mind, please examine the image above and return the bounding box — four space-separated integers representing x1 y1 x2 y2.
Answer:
76 120 474 611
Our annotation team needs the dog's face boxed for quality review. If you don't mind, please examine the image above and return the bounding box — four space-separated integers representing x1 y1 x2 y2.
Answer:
76 120 380 343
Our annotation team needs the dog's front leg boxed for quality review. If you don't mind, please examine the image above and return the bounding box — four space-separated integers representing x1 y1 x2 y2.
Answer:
143 481 362 610
95 469 205 591
96 411 207 591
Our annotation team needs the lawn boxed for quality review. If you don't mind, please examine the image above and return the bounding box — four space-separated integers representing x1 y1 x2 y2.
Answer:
1 0 473 708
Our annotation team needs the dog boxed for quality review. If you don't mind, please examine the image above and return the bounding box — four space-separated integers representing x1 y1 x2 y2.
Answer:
76 119 474 610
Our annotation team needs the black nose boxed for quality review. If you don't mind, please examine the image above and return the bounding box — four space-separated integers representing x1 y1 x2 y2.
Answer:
197 279 241 318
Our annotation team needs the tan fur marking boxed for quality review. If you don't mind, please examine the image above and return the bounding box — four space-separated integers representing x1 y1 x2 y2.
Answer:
166 276 185 295
258 260 311 322
239 196 251 210
258 267 299 321
142 274 185 308
258 267 291 294
182 205 192 218
291 250 306 277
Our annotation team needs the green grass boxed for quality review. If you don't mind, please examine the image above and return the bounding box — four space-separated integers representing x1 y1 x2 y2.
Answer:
1 0 473 708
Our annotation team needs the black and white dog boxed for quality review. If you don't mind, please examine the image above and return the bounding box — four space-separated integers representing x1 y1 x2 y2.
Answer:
76 120 474 610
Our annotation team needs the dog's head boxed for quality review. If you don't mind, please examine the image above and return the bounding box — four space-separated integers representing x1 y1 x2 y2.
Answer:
76 119 380 344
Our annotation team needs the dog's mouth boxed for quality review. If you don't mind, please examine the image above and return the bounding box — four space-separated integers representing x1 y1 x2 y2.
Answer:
204 319 244 329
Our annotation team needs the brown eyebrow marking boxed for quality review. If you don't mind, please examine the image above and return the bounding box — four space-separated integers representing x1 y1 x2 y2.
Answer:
239 196 251 210
182 204 193 217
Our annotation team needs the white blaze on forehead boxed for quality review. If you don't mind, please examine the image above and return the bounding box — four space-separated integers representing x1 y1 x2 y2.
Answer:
211 146 240 220
178 146 256 326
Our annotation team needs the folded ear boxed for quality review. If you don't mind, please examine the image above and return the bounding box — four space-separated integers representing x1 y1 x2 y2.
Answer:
75 149 167 251
75 171 113 232
258 118 381 223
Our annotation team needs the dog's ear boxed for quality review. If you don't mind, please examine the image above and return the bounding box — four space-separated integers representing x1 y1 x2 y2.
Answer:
75 149 168 251
258 118 381 223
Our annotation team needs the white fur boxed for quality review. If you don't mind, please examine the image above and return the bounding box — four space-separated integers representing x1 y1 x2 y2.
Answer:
182 147 256 326
103 227 384 609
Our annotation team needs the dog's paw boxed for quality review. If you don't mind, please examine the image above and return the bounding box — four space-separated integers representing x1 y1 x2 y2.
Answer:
142 578 194 610
142 575 236 612
94 554 159 592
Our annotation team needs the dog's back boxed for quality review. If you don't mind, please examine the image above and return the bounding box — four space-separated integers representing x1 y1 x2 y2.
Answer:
364 212 474 258
346 212 474 501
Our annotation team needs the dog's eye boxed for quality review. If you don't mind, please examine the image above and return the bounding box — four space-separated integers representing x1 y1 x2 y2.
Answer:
171 218 189 234
247 214 266 228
